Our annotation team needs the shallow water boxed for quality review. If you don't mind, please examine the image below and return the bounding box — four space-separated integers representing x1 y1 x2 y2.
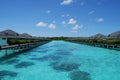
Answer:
0 41 120 80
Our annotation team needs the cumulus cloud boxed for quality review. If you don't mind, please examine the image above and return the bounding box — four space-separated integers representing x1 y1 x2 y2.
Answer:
48 23 56 29
72 25 79 30
96 18 104 22
61 0 73 5
36 22 47 27
72 24 83 32
68 18 77 24
88 10 95 15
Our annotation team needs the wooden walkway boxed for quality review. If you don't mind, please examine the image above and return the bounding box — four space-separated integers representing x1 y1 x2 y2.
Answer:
0 41 50 58
67 40 120 51
1 43 38 49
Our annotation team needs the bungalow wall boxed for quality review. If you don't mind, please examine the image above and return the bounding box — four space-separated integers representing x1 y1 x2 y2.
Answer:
0 38 8 46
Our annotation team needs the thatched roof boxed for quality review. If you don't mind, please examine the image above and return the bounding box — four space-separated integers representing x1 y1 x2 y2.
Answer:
90 33 106 38
0 29 33 39
19 33 32 38
0 29 19 37
108 31 120 38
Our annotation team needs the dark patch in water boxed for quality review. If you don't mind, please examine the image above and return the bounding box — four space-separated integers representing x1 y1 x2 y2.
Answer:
30 50 49 53
6 59 19 64
37 47 50 50
49 62 58 67
23 53 32 56
45 55 62 60
30 47 49 53
0 70 17 79
50 62 80 72
15 61 34 68
69 70 91 80
55 51 71 55
30 55 62 61
49 45 60 48
32 55 37 56
30 58 42 61
22 48 49 56
56 49 65 52
23 54 29 56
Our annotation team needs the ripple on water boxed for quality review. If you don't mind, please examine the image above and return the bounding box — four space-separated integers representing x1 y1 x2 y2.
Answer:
55 50 71 55
15 61 35 68
30 50 49 53
0 70 18 79
30 54 62 61
6 59 19 64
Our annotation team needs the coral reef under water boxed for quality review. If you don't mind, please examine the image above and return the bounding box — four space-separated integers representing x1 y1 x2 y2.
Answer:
69 70 91 80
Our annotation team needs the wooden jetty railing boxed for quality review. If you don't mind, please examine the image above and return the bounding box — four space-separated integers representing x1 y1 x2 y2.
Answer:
66 40 120 51
85 43 120 50
0 41 50 58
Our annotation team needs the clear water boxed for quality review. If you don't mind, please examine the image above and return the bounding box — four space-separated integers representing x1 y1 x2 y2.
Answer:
0 41 120 80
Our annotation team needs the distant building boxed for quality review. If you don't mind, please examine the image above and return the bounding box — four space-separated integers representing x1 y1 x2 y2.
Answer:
0 37 8 46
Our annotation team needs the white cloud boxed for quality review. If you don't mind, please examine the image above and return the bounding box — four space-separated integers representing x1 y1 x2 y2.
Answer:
48 23 56 29
36 22 57 29
88 10 95 15
72 24 83 32
80 2 85 6
96 18 104 22
62 21 66 25
36 22 47 27
68 18 77 24
61 0 73 5
46 10 51 14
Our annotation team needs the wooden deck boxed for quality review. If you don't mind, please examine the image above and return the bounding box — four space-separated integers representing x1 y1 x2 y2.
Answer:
1 43 38 49
0 41 50 58
67 40 120 51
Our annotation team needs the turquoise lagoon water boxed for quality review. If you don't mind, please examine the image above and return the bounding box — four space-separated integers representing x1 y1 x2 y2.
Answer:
0 41 120 80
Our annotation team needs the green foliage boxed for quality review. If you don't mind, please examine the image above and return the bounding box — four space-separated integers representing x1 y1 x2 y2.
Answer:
105 39 120 44
66 38 120 44
7 37 120 45
50 37 68 40
7 39 50 45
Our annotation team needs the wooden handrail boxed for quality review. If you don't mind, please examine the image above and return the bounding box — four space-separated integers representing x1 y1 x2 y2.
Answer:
1 42 40 49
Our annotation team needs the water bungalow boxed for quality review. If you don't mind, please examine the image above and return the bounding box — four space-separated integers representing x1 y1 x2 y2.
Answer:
0 37 8 46
66 38 120 51
0 36 50 59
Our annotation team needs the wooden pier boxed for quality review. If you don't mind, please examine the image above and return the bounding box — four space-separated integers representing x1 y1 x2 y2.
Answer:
67 40 120 51
0 41 50 58
86 43 120 51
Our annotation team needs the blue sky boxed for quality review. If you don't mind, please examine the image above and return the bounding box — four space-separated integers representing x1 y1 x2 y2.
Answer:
0 0 120 37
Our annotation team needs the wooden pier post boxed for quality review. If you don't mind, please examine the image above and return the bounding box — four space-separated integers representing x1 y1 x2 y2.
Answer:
5 49 7 56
